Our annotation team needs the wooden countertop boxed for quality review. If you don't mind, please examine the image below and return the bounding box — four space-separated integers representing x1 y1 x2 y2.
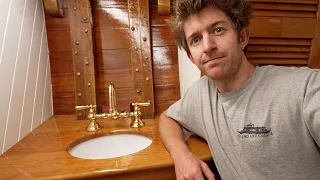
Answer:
0 115 212 180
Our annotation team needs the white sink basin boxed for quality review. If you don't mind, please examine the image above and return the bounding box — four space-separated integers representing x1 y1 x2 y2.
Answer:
68 134 152 160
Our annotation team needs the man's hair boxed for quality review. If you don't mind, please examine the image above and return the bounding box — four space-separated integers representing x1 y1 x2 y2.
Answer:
169 0 253 55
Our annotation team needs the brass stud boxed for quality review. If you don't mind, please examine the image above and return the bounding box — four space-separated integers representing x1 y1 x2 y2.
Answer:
135 68 139 72
148 100 151 103
136 89 142 93
85 61 89 65
76 72 81 76
145 77 149 81
77 93 82 97
75 41 80 45
134 47 138 50
73 6 77 11
84 29 88 33
83 17 87 21
131 26 135 31
145 56 148 60
87 83 91 87
75 52 78 55
143 37 147 41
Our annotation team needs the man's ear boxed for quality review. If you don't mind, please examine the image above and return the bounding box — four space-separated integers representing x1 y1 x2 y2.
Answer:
240 27 250 50
187 53 196 64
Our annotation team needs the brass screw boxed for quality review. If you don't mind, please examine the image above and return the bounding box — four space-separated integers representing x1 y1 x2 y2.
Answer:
87 83 91 87
143 37 147 41
76 72 81 76
83 17 87 21
135 68 139 72
75 41 80 45
131 26 135 31
85 61 89 65
77 93 82 97
136 89 142 93
145 56 148 60
145 77 149 81
134 47 138 50
75 52 78 55
84 29 88 33
73 6 77 10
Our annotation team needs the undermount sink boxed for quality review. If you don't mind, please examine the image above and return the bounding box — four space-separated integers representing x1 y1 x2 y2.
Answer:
68 133 152 160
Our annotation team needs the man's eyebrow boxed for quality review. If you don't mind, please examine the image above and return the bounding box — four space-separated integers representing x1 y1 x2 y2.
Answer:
186 20 228 43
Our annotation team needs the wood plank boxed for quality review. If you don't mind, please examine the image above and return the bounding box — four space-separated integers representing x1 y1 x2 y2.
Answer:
47 30 72 52
151 26 176 46
96 49 131 71
250 17 316 38
155 101 177 114
97 68 134 89
98 88 134 113
52 93 76 115
49 52 74 74
248 38 312 46
309 5 320 68
92 7 129 28
251 3 318 11
94 28 130 50
152 46 178 66
153 65 180 85
154 84 180 104
247 52 310 59
45 9 69 31
150 5 170 27
91 0 128 8
253 10 316 18
51 73 75 93
247 45 310 52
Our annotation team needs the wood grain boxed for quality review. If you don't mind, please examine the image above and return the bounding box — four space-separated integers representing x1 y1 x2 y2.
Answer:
47 30 72 52
52 93 76 114
49 52 73 74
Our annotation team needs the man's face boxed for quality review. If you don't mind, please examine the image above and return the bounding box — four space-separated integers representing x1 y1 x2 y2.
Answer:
184 4 248 80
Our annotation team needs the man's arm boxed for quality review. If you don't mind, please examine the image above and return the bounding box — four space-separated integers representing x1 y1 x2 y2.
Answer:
159 110 215 180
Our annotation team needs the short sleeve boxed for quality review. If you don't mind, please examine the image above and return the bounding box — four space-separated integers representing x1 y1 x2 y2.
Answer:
303 70 320 147
167 100 194 141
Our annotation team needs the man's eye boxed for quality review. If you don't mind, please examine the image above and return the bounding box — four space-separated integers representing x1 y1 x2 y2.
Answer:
192 37 201 45
214 27 224 35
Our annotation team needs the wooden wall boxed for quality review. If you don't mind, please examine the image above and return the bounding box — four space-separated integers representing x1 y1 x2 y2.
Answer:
46 0 319 116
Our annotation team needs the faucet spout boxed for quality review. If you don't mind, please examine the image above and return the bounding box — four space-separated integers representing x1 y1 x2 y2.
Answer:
109 82 117 114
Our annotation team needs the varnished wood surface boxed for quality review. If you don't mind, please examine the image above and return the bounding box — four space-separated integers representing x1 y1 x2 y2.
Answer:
0 115 212 180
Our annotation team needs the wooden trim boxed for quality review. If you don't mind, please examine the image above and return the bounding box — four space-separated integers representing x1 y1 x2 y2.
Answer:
67 0 98 119
128 0 155 118
158 0 171 15
308 5 320 69
43 0 64 17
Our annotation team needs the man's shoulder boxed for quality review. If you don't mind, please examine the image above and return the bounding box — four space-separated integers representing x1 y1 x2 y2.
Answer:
259 65 317 81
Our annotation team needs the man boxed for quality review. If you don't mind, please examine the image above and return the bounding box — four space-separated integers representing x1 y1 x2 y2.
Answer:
159 0 320 180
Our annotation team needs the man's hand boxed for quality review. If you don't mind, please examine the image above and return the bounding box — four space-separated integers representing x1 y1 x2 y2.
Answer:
173 150 215 180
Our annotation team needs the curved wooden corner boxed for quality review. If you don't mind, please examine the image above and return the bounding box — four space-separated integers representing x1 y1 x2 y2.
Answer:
43 0 64 17
158 0 171 16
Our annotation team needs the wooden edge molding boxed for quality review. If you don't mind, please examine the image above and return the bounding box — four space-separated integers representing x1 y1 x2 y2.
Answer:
158 0 171 15
43 0 64 17
308 4 320 69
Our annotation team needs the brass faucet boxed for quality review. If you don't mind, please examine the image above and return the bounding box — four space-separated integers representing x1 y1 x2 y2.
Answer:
75 83 150 132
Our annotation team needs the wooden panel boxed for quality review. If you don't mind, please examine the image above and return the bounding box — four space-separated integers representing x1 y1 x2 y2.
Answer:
250 17 316 38
93 6 129 28
248 38 312 46
45 9 69 30
153 65 180 85
47 30 72 52
151 26 176 46
98 88 134 113
150 5 169 26
309 5 320 69
51 73 75 93
247 45 310 52
252 3 318 11
97 69 133 89
91 0 128 8
96 49 131 71
249 59 309 65
247 52 309 59
249 0 318 4
94 28 130 50
49 52 73 74
155 101 177 114
52 93 76 114
154 84 180 104
152 46 178 66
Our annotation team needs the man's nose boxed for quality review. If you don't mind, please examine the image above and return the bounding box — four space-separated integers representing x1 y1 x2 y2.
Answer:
203 35 216 54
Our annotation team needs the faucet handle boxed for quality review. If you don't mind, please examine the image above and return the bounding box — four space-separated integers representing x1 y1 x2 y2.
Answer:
131 102 150 107
75 105 97 111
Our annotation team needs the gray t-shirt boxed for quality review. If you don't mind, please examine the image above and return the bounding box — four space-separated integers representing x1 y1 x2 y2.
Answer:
167 65 320 180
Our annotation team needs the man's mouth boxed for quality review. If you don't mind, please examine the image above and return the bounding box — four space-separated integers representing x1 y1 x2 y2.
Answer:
204 56 224 64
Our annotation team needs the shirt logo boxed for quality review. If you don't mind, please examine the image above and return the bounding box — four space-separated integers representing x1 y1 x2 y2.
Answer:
237 123 273 138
